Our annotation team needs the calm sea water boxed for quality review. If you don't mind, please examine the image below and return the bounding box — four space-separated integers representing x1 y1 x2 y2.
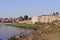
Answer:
0 25 33 40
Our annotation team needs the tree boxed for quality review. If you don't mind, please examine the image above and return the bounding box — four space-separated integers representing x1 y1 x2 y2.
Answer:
19 16 23 18
52 12 56 16
29 17 32 20
56 12 59 15
24 15 28 20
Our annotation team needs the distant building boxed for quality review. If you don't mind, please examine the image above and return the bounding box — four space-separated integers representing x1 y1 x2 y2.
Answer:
52 12 60 16
0 18 3 22
31 14 60 24
15 17 24 23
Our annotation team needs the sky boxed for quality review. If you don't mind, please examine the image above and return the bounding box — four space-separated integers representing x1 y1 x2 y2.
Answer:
0 0 60 18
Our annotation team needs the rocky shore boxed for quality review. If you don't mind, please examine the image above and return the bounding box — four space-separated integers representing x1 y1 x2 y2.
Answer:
5 24 60 40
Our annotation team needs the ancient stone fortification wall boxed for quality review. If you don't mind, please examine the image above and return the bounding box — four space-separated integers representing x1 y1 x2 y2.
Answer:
31 16 60 23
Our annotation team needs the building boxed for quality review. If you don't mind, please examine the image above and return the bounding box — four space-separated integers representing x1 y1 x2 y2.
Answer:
31 14 60 24
31 16 40 23
52 12 60 16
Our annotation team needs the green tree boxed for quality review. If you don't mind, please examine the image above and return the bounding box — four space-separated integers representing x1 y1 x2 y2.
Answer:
56 12 59 15
24 15 28 20
29 17 32 20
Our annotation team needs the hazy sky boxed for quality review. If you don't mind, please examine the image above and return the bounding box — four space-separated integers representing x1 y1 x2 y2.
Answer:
0 0 60 18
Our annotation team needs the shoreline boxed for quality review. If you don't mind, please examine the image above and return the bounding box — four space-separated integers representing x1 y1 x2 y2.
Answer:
6 23 41 30
5 24 60 40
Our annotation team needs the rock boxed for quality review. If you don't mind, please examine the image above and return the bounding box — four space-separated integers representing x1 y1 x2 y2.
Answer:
5 25 60 40
19 32 27 38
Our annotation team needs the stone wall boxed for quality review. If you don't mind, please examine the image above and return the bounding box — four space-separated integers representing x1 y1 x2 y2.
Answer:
31 15 60 23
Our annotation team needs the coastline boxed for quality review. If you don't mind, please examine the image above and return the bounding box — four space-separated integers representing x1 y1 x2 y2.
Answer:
6 23 41 30
5 24 60 40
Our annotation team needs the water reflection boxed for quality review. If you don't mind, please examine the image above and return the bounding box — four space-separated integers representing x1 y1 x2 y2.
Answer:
0 25 33 40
